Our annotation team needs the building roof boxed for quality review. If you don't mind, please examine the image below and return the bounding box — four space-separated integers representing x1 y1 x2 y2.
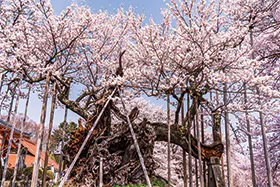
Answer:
21 138 59 169
0 119 31 138
0 119 59 170
4 138 59 170
7 154 59 169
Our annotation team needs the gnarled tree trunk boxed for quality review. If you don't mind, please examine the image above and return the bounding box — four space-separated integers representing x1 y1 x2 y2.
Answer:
61 100 224 186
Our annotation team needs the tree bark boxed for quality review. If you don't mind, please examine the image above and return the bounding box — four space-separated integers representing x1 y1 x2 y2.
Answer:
214 90 225 182
42 83 57 187
0 73 3 95
12 87 31 187
31 72 51 187
153 122 223 161
216 91 225 182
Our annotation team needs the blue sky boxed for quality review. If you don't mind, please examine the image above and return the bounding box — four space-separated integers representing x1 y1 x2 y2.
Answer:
10 0 168 127
51 0 166 23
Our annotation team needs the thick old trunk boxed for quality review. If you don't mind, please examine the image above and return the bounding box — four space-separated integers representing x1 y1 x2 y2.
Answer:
63 118 157 186
63 112 224 186
153 123 224 161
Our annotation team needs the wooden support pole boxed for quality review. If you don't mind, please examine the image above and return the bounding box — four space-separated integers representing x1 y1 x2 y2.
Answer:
246 22 257 187
182 96 188 187
194 114 198 187
201 111 206 186
196 103 203 187
42 83 57 187
0 87 15 157
59 98 68 180
99 158 103 187
223 83 232 187
31 72 51 187
167 94 171 187
207 161 215 187
12 87 31 187
187 93 193 187
244 84 256 187
258 104 273 187
1 91 20 187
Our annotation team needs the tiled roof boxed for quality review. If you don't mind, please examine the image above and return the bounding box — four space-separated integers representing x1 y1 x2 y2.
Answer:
0 119 31 138
0 120 59 170
20 138 59 169
21 138 37 156
7 154 59 170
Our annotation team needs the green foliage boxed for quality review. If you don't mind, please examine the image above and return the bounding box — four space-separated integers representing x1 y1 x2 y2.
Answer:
0 168 28 180
21 167 54 180
54 121 77 141
113 185 146 187
112 178 167 187
45 170 55 180
49 152 60 163
151 179 167 187
22 167 33 179
51 121 78 151
1 168 14 180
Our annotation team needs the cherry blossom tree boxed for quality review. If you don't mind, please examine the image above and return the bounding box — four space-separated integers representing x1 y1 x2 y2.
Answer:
0 0 279 186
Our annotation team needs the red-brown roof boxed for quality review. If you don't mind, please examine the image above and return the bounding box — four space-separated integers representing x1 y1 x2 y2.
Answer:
2 138 59 169
7 154 59 169
0 131 59 170
21 138 37 156
20 138 59 169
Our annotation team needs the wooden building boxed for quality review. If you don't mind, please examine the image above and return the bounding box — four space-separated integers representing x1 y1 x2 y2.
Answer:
0 119 59 169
